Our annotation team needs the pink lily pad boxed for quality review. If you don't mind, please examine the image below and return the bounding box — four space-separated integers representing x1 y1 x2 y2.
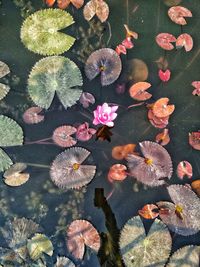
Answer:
158 69 171 82
156 33 176 50
176 33 193 52
177 161 193 179
168 6 192 25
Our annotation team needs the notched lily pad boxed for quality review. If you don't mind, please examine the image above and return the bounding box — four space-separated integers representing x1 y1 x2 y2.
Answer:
0 61 10 101
27 233 53 261
28 56 83 109
20 9 75 56
119 216 172 267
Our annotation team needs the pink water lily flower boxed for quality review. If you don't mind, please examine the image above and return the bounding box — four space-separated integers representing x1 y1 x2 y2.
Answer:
93 103 118 127
76 122 96 141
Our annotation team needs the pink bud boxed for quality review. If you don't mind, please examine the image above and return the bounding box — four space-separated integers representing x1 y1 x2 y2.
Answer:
122 37 134 49
115 44 127 55
158 69 171 82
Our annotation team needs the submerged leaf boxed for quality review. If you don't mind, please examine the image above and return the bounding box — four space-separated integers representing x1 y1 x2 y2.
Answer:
167 245 200 267
168 6 192 25
164 0 182 6
0 115 23 147
0 61 10 101
27 233 53 260
66 219 100 260
124 58 149 82
85 48 122 86
127 141 173 187
28 56 82 109
119 216 172 267
158 184 200 235
50 147 96 189
20 9 75 56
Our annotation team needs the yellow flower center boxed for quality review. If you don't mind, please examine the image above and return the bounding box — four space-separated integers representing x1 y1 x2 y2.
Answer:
72 163 80 171
100 65 106 72
145 158 153 165
175 205 183 214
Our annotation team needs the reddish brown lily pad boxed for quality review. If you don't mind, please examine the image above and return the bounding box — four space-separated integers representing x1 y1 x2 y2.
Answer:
23 107 44 124
139 204 159 219
129 82 152 101
152 98 175 118
168 6 192 25
52 125 77 148
156 33 176 50
189 131 200 150
176 33 193 52
83 0 109 23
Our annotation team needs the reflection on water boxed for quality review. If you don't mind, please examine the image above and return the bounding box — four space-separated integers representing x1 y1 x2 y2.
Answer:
0 0 200 266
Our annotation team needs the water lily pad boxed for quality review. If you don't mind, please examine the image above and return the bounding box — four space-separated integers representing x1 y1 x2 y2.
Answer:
167 245 200 267
28 56 83 109
3 163 30 187
0 61 10 101
0 148 13 172
20 9 75 56
54 256 75 267
27 233 53 261
119 216 172 267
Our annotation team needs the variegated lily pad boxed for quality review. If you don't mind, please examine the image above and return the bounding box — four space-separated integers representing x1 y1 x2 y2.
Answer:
54 256 75 267
27 233 53 261
3 163 30 187
28 56 83 109
119 216 172 267
0 61 10 101
20 9 75 56
167 245 200 267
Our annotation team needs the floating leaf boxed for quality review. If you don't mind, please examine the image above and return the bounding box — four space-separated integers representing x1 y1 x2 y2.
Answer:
156 33 176 50
124 58 149 82
107 164 127 182
79 92 95 108
83 0 109 22
191 180 200 197
23 107 44 124
155 129 170 146
0 61 10 101
0 148 13 172
152 98 175 118
167 245 200 267
55 256 75 267
76 122 96 142
46 0 84 9
50 147 96 189
158 69 171 82
52 125 77 147
129 82 152 101
189 131 200 150
3 163 30 187
176 33 193 52
112 144 137 160
27 233 53 261
157 184 200 235
168 6 192 25
177 161 193 179
148 108 169 129
20 9 75 56
127 141 173 187
191 81 200 96
66 219 100 260
28 56 82 109
119 216 172 267
0 115 23 147
85 48 122 86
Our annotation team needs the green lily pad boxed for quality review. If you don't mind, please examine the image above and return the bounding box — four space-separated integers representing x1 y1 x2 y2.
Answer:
28 56 83 109
0 115 23 147
27 233 53 261
54 256 75 267
20 9 75 56
0 148 13 173
0 61 10 101
167 245 200 267
119 216 172 267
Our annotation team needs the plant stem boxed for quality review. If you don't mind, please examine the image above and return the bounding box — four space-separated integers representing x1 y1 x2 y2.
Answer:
25 163 50 169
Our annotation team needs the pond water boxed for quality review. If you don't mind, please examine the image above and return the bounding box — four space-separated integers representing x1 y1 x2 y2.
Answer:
0 0 200 266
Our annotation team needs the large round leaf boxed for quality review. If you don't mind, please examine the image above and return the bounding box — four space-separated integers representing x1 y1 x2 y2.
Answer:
28 56 83 109
119 216 172 267
20 9 75 56
0 115 23 147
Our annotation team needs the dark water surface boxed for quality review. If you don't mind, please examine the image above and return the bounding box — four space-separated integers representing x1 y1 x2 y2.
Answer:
0 0 200 266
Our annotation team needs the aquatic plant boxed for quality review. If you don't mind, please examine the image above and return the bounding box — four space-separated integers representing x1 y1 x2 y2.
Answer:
23 107 44 124
50 147 96 189
93 103 118 127
158 69 171 82
45 0 84 9
191 81 200 96
3 163 30 187
66 219 100 260
127 141 173 187
107 164 127 182
157 184 200 236
52 125 77 147
138 204 159 219
191 180 200 197
176 161 193 179
76 122 96 141
85 48 122 86
0 115 23 171
168 6 192 25
155 129 170 146
189 131 200 150
55 256 75 267
112 144 136 160
119 216 172 267
27 233 53 260
176 33 193 52
156 33 176 50
122 58 149 82
166 245 200 267
20 9 75 55
95 125 113 142
129 82 152 101
28 56 83 109
79 92 95 108
83 0 109 23
0 61 10 101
